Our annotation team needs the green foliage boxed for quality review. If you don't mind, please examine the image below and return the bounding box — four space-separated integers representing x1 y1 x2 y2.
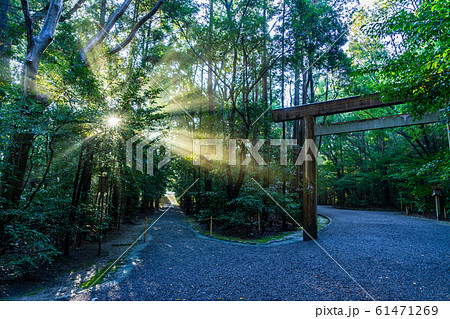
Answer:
318 121 449 213
362 0 450 118
0 209 60 278
323 0 450 213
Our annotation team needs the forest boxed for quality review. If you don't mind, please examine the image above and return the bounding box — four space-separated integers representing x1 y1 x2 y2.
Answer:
0 0 448 279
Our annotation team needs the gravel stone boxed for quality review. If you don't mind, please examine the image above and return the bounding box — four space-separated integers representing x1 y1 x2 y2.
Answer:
69 206 450 301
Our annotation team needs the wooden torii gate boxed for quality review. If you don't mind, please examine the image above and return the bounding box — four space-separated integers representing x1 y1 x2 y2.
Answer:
271 93 441 241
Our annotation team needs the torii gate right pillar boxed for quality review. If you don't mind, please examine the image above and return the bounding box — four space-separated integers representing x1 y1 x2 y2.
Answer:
302 115 318 241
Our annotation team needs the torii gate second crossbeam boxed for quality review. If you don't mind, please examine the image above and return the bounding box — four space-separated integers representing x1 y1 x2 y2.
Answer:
270 94 441 241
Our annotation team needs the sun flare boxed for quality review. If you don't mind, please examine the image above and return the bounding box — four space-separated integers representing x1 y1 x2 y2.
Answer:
106 115 121 128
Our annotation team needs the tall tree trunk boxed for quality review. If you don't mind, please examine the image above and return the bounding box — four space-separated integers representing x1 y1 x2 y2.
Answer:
292 50 302 192
301 51 307 104
207 0 214 115
0 133 34 207
0 0 11 84
292 46 306 220
0 0 16 205
308 57 314 103
0 0 63 208
225 1 238 206
67 142 93 254
205 0 214 194
100 0 107 26
281 0 287 230
261 2 269 229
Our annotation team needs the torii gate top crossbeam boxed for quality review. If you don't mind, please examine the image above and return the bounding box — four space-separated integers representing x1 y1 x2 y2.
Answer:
271 93 402 122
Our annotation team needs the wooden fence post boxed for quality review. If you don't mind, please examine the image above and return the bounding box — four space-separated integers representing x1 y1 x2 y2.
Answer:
210 216 213 238
144 216 148 242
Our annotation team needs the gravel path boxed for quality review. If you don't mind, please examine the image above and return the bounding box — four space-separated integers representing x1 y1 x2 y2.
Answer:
69 206 450 301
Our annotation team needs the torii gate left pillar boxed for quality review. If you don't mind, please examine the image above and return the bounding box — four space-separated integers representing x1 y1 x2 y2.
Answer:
302 116 317 240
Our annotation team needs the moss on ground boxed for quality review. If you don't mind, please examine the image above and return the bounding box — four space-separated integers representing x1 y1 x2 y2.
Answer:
23 287 47 296
78 221 152 290
79 258 122 289
185 214 330 244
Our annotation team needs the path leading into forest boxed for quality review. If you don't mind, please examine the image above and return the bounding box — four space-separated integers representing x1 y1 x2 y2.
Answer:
69 206 450 301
